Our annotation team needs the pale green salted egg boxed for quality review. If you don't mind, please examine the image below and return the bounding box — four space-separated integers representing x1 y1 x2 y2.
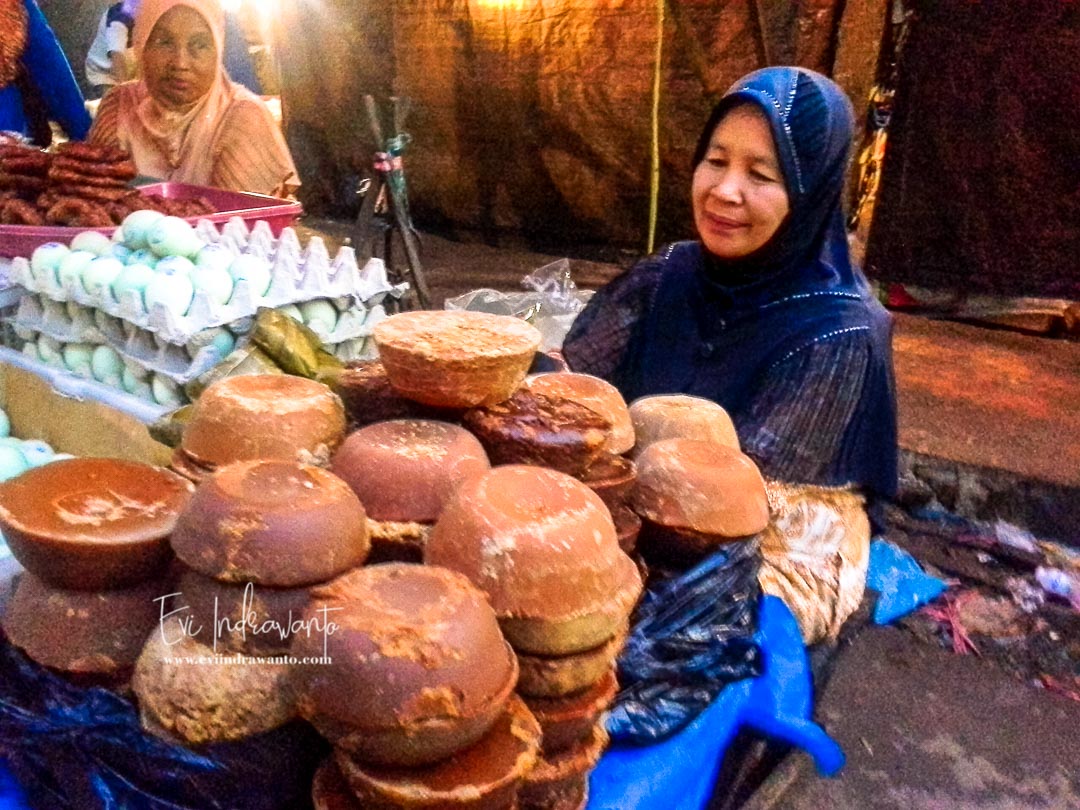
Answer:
121 210 166 250
145 265 195 316
19 439 54 468
277 303 303 322
36 336 63 367
190 264 235 306
70 231 114 257
0 407 8 438
126 248 158 268
0 446 29 482
147 216 201 258
195 243 234 273
61 343 95 377
91 345 124 384
150 374 184 407
30 243 70 286
56 250 95 294
299 299 339 334
111 263 157 311
228 254 272 298
81 257 125 303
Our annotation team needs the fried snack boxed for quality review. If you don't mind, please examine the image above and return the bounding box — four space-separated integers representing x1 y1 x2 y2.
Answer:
54 141 131 164
0 198 44 225
2 153 51 177
45 197 113 227
48 168 130 189
51 156 137 180
0 174 46 194
52 183 132 203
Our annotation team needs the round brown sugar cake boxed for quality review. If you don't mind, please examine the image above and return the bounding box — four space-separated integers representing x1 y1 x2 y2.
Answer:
332 360 459 427
133 616 297 745
173 566 317 656
2 571 164 679
519 723 609 810
579 453 637 510
170 460 369 587
462 389 611 476
330 419 489 523
628 394 740 457
334 694 541 810
523 668 618 756
515 626 627 699
374 310 541 408
181 374 346 468
0 457 194 590
426 465 642 655
292 564 519 767
632 438 769 538
525 372 635 454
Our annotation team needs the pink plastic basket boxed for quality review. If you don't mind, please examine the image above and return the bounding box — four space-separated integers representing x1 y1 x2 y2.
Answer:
0 182 303 259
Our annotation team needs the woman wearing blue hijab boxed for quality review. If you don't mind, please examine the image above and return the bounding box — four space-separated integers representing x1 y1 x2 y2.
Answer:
563 67 898 643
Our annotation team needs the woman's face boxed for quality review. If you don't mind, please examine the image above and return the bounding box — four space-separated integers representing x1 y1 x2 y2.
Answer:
691 104 790 260
142 6 217 110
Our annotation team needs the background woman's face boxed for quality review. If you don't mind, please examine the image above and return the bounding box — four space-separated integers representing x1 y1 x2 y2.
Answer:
691 105 790 260
143 6 217 110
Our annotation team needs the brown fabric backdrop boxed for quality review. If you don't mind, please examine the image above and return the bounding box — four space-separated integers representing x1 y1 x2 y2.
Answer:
866 1 1080 297
277 0 876 246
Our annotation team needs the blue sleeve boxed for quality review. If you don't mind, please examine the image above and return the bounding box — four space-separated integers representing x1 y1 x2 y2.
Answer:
21 0 92 140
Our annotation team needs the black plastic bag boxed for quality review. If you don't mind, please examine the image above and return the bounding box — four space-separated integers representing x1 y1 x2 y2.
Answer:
0 634 327 810
608 539 763 744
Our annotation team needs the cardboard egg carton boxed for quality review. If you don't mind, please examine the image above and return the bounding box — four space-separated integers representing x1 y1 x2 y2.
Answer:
10 218 409 346
103 323 239 384
6 295 104 345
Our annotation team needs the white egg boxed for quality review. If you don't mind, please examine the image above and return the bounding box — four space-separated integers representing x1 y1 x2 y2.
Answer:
62 343 95 377
228 254 273 298
20 341 38 361
70 231 114 257
145 269 195 316
55 251 96 295
190 264 234 305
122 210 166 250
111 243 133 263
299 299 340 334
30 243 70 286
81 257 126 303
150 375 184 407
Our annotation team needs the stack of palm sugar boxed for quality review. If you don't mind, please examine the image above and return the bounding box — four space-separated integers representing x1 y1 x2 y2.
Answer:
426 466 643 810
296 564 538 810
133 459 370 745
0 458 194 688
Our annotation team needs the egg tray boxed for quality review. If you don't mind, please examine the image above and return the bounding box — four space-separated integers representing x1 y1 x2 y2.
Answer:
0 344 174 424
10 219 408 346
6 294 104 346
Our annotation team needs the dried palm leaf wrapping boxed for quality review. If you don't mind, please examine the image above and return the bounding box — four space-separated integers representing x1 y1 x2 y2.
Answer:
758 480 871 644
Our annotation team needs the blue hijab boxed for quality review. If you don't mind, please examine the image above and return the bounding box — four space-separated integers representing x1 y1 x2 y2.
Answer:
628 67 897 501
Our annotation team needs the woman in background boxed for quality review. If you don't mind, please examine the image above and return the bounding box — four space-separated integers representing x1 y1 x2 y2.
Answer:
88 0 297 196
0 0 91 145
563 67 898 643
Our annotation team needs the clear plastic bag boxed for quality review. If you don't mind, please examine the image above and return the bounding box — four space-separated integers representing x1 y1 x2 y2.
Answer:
444 259 594 352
